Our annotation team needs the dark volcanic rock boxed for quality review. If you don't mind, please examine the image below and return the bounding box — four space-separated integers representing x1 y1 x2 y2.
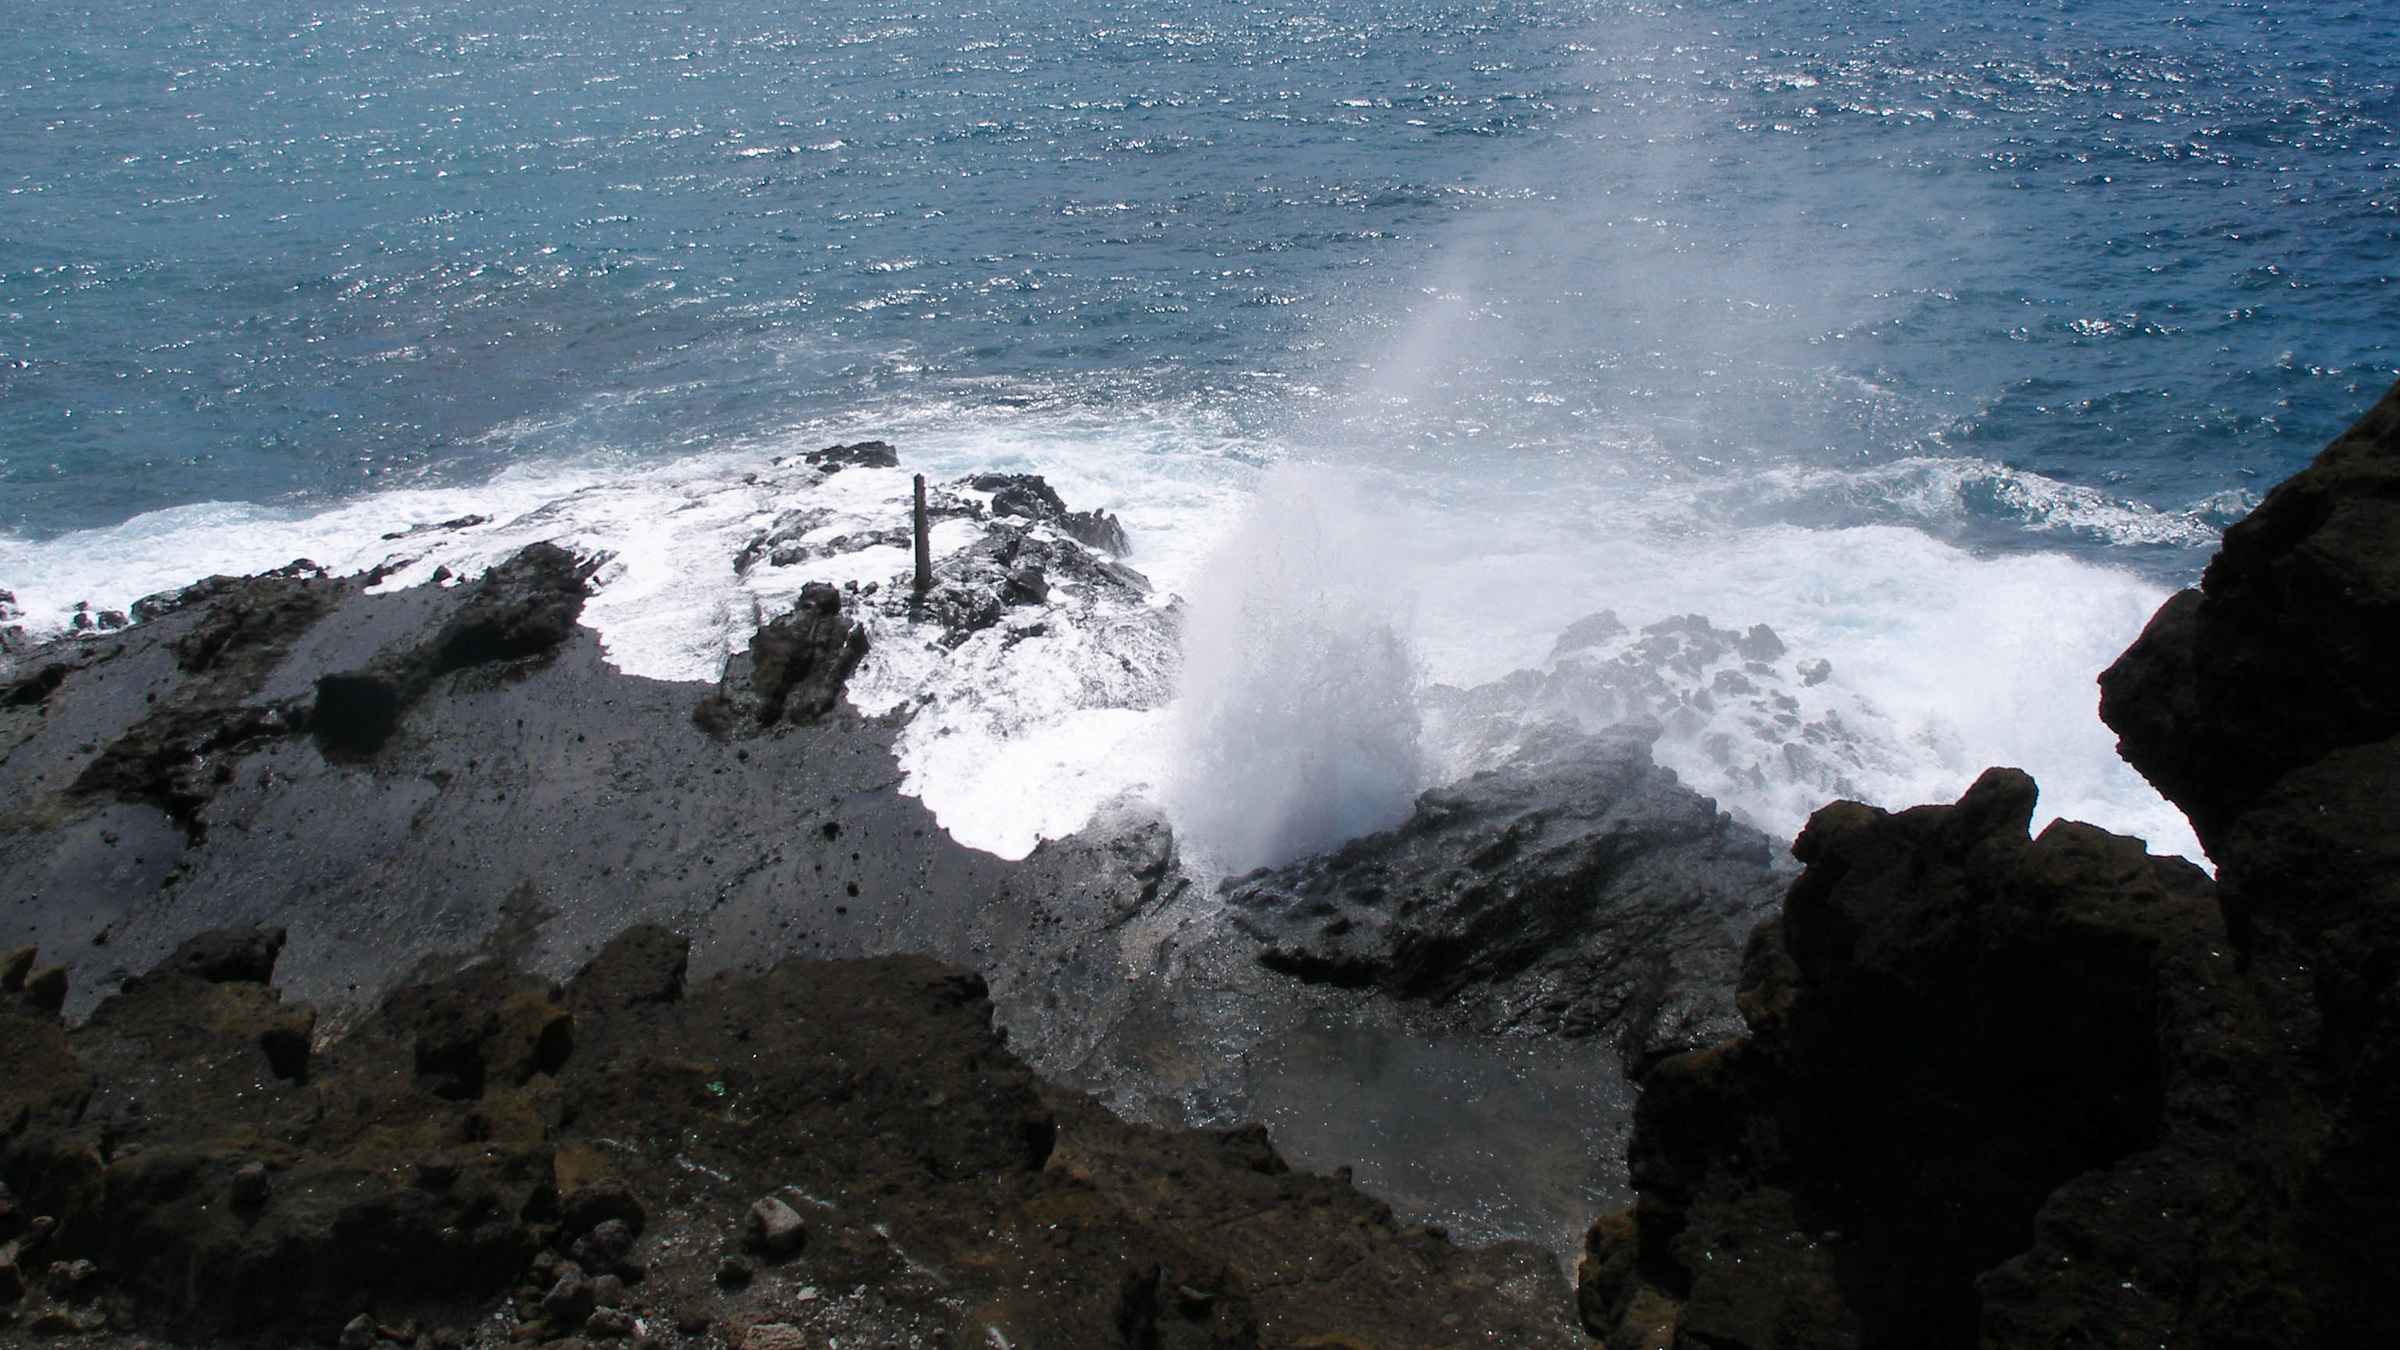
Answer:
2100 379 2400 850
1578 770 2223 1348
803 440 899 473
315 542 596 756
1227 722 1786 1057
693 582 869 734
2090 376 2400 1345
969 471 1132 554
2 925 1577 1347
66 568 349 835
1583 378 2400 1349
889 517 1151 648
380 514 490 542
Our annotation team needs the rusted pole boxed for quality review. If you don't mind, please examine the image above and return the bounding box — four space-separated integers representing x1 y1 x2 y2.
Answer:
912 473 932 593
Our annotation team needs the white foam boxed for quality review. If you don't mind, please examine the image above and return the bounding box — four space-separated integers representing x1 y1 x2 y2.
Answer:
0 404 2208 868
1165 465 1424 873
1736 455 2223 548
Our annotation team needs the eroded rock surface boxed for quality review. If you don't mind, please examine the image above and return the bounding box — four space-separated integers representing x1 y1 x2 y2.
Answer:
1226 722 1786 1062
692 581 869 735
0 926 1578 1348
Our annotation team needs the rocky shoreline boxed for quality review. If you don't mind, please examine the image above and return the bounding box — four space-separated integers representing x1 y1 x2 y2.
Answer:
3 459 1786 1346
6 378 2397 1346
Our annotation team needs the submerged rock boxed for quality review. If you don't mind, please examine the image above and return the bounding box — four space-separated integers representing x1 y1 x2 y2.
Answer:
802 440 899 473
1226 721 1786 1058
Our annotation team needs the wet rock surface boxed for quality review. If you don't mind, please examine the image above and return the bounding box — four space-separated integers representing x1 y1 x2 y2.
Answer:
691 582 868 735
314 541 599 757
1226 721 1787 1063
1581 377 2400 1348
0 925 1577 1348
968 471 1133 555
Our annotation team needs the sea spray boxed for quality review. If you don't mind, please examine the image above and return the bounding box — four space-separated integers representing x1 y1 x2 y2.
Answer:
1167 465 1423 873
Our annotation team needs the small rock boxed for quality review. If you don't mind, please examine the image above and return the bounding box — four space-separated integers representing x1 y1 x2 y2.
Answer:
232 1162 270 1208
96 611 128 631
1003 564 1049 605
44 1260 97 1293
741 1197 805 1258
713 1256 753 1288
559 1179 646 1237
571 1218 635 1275
339 1313 378 1350
736 1323 812 1350
542 1269 597 1330
70 612 92 632
1798 657 1833 686
592 1275 626 1309
583 1308 636 1340
675 1314 711 1336
1737 624 1786 661
0 1253 21 1304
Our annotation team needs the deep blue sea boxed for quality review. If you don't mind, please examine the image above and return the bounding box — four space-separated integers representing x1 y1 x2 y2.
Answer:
3 0 2397 859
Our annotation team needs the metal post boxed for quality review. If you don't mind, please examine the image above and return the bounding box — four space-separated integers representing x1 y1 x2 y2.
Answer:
912 474 932 593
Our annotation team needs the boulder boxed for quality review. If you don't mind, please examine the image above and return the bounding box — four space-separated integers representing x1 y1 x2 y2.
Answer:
740 1197 805 1258
1227 721 1786 1056
966 472 1131 553
802 440 899 473
692 583 869 734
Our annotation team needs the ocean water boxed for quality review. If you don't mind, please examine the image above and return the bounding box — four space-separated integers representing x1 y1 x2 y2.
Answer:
4 0 2397 866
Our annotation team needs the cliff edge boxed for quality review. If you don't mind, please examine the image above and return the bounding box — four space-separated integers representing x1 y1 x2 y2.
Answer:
1579 377 2400 1348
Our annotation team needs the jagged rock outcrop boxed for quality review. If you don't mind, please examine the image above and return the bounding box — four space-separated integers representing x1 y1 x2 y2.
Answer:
803 439 899 473
2093 374 2400 1345
969 471 1133 554
2099 380 2400 848
693 581 870 734
314 541 599 756
1579 377 2400 1348
0 925 1578 1348
1226 722 1787 1060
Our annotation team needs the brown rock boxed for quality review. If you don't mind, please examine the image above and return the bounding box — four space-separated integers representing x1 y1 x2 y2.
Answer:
733 1324 811 1350
741 1197 805 1259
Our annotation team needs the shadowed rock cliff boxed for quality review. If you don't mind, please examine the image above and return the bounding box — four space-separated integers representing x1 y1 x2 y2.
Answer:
1579 377 2400 1348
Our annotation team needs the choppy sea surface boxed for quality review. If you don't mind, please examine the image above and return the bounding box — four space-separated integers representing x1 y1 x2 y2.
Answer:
4 0 2397 865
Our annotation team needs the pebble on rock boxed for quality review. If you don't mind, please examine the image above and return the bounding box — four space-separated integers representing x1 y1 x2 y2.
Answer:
540 1267 596 1329
740 1196 805 1258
